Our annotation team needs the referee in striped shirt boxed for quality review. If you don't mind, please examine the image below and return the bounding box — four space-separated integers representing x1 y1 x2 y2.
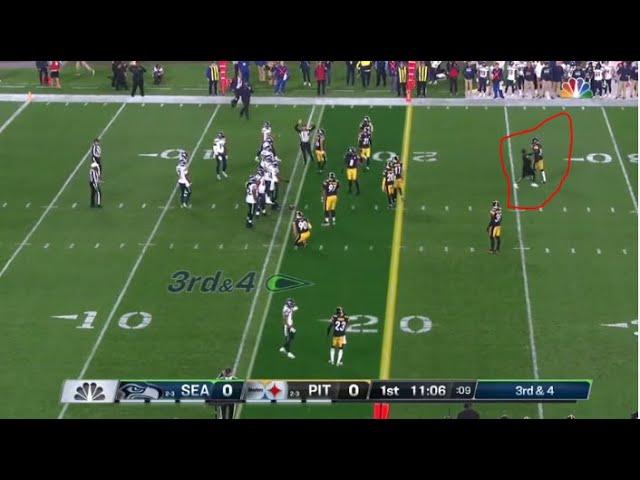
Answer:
294 120 315 164
89 161 102 208
91 138 102 174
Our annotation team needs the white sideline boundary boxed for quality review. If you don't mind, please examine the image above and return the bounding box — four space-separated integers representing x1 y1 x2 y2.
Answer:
0 93 636 108
503 106 544 420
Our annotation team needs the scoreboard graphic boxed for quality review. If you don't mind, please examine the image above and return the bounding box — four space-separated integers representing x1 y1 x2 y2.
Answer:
60 379 592 404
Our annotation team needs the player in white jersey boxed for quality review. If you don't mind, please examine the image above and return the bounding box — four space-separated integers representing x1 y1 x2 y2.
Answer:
176 152 192 208
505 62 517 96
592 63 604 97
515 61 525 96
603 62 614 97
255 135 277 162
245 175 258 228
213 131 228 180
255 167 268 217
477 62 489 97
279 298 298 359
262 121 272 142
266 157 280 210
534 61 544 98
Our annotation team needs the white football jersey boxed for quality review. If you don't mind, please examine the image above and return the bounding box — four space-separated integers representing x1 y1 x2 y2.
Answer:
213 138 226 155
245 182 257 204
257 176 267 194
176 164 189 186
262 127 271 142
593 68 603 81
282 303 298 326
604 65 613 79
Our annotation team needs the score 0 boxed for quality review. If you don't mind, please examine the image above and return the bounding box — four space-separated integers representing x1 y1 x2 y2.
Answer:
337 381 370 401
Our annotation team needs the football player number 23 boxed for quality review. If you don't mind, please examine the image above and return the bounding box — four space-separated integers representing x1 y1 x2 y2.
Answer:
372 151 438 163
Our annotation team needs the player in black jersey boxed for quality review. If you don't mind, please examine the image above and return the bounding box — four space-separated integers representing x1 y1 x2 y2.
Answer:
531 137 546 184
382 162 396 208
314 129 327 172
292 210 312 247
487 200 503 254
514 148 538 189
344 147 361 195
327 306 349 366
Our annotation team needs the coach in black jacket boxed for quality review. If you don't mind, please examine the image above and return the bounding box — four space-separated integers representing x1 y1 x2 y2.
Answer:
239 82 253 119
129 61 146 97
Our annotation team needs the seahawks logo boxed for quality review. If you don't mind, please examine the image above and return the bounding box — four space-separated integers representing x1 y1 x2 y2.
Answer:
74 382 107 401
118 383 162 400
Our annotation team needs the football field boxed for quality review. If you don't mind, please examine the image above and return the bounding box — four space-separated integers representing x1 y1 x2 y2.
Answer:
0 96 636 419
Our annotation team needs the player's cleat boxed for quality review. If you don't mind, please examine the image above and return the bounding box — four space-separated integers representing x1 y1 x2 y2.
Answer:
287 352 295 359
256 211 261 217
332 219 336 225
513 182 519 190
279 347 286 354
222 171 228 178
322 221 330 227
262 209 266 215
328 360 334 365
531 182 539 188
217 174 221 180
336 361 343 366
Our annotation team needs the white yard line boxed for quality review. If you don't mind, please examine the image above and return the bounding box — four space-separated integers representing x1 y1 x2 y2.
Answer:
503 106 544 419
234 105 325 418
0 100 29 135
231 105 318 376
57 105 221 419
0 102 127 281
600 107 638 211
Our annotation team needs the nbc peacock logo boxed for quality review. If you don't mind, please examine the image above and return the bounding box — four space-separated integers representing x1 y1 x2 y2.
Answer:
560 77 593 99
73 382 107 401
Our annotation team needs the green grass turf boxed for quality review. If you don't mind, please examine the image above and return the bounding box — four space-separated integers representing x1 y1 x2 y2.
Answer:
0 62 460 98
389 106 637 419
0 101 22 123
506 107 637 419
0 103 124 268
241 106 405 418
0 101 636 419
62 104 314 419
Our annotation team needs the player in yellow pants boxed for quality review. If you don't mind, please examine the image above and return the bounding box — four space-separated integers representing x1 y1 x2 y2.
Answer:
292 210 312 247
322 172 339 226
